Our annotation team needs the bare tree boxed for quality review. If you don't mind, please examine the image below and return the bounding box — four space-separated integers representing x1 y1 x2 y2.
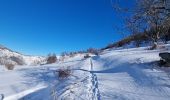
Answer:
112 0 170 48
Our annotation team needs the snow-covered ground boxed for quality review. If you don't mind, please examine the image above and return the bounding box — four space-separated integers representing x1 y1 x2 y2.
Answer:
1 45 170 100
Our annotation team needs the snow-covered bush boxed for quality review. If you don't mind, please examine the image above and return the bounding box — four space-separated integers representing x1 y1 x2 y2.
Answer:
5 63 15 70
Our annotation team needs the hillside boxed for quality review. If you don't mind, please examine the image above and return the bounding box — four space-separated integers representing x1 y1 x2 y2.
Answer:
0 45 45 66
1 44 170 100
102 32 170 50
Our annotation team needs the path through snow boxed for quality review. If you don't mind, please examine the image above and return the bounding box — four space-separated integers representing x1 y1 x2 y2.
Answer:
1 46 170 100
90 59 101 100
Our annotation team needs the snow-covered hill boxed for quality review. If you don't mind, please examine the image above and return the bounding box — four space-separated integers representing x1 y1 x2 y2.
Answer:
0 45 45 66
0 44 170 100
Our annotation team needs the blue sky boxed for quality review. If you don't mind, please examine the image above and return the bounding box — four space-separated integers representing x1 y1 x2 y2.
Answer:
0 0 126 56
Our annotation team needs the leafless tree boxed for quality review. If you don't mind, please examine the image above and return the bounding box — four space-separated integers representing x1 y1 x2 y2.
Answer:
112 0 170 48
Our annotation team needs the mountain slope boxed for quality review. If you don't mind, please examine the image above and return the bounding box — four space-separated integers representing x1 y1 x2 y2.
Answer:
0 45 45 65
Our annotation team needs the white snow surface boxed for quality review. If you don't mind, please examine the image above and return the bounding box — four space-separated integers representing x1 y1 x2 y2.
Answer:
1 45 170 100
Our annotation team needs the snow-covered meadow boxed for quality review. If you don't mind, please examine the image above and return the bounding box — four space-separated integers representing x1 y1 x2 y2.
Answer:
1 44 170 100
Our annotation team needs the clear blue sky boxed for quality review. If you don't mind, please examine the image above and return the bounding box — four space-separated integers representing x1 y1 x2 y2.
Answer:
0 0 126 56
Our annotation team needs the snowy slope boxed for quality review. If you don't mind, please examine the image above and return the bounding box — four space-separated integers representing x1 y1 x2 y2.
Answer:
0 45 45 65
1 45 170 100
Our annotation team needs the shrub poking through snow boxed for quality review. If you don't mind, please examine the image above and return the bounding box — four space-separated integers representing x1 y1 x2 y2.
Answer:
57 67 72 79
5 64 15 70
47 53 57 64
84 54 91 59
